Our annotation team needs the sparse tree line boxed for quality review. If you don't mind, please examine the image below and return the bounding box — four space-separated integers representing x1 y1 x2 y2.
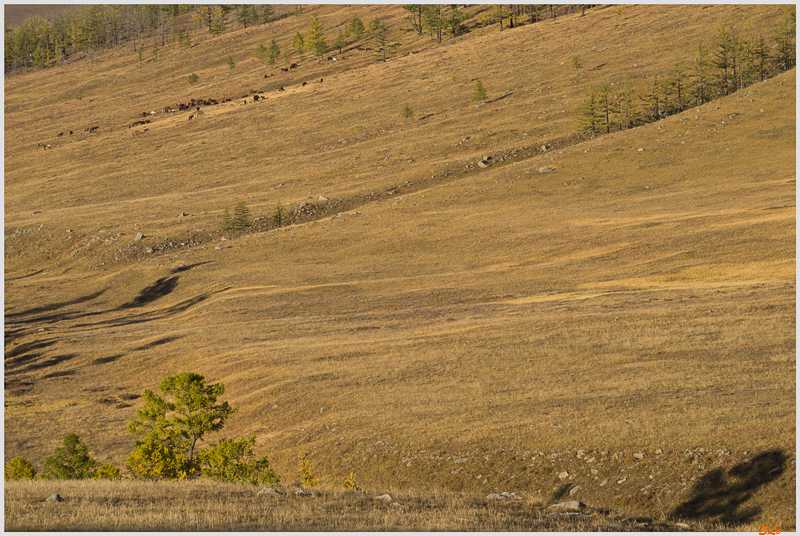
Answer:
5 4 590 73
575 8 796 135
5 373 292 486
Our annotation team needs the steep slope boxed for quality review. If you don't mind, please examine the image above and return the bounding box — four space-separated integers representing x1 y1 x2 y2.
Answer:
5 4 795 528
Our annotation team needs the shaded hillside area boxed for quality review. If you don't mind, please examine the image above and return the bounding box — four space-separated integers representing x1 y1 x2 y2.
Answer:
4 4 795 530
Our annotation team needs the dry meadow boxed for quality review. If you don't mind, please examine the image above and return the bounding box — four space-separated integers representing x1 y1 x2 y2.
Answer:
4 4 796 531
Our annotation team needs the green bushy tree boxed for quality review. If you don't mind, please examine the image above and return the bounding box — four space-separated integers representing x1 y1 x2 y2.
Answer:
401 102 414 119
127 372 238 480
188 72 199 84
43 433 97 480
5 456 37 481
255 41 268 60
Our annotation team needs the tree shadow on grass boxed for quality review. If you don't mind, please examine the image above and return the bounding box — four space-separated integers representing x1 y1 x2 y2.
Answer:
670 450 786 525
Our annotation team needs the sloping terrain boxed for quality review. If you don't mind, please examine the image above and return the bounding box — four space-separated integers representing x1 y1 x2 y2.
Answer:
4 4 795 529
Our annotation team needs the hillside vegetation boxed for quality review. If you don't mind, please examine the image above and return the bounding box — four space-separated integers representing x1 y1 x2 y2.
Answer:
4 4 795 531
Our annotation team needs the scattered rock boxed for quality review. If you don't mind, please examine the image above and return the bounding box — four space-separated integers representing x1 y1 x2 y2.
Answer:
178 212 187 217
257 488 283 496
675 523 691 530
569 486 580 495
318 195 329 202
634 453 646 460
375 494 393 503
617 478 627 484
145 247 154 253
295 489 311 496
32 211 41 215
549 500 587 511
540 145 550 152
45 494 63 503
559 471 570 480
486 492 522 500
477 160 490 168
215 244 228 250
134 232 144 241
539 167 554 173
66 229 73 233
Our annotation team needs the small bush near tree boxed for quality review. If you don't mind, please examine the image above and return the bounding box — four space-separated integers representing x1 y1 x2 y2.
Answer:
75 86 84 101
220 207 234 232
198 434 280 485
227 55 236 69
5 456 37 481
127 438 188 480
43 433 97 480
188 72 199 84
233 201 252 230
93 463 122 481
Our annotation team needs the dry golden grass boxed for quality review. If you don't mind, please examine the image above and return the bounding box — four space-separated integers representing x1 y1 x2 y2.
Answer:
4 4 795 531
4 478 731 532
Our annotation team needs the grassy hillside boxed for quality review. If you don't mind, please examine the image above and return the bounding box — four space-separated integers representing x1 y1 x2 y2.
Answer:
5 4 795 530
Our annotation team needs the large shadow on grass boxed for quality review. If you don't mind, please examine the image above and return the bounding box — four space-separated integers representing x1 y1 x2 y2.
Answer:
670 450 786 525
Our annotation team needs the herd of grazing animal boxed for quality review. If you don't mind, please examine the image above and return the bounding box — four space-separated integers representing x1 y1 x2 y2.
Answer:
39 59 331 150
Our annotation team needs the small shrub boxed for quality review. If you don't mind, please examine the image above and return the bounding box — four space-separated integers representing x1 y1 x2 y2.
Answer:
342 471 357 490
227 55 236 70
127 439 189 481
401 102 414 119
5 456 37 481
471 80 487 101
188 73 199 84
272 202 289 228
93 463 122 481
298 453 319 487
198 434 280 485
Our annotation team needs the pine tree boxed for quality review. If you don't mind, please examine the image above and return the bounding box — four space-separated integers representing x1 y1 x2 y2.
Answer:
775 7 796 71
268 39 281 65
227 55 235 69
471 79 487 101
43 433 98 480
443 5 468 38
575 85 602 134
293 31 305 56
261 5 274 27
711 25 736 96
305 13 328 58
233 201 251 230
272 202 289 228
746 33 770 83
667 59 689 115
255 41 268 60
640 75 666 123
401 102 414 119
571 55 582 76
613 79 639 131
368 18 399 62
220 207 234 232
402 5 425 36
689 41 712 106
334 29 346 55
348 13 366 44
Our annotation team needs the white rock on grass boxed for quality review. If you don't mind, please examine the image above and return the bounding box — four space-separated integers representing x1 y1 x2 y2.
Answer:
549 500 587 511
45 494 63 502
375 494 392 503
